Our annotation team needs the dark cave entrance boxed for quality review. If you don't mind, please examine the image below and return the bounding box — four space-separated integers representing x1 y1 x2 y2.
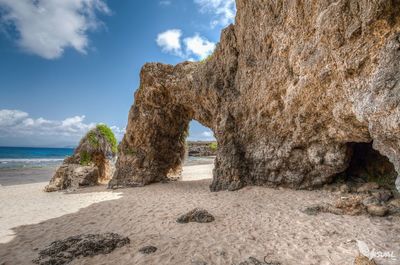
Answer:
339 142 397 190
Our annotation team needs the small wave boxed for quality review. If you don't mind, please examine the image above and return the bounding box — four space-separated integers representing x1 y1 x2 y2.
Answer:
0 158 64 163
0 158 65 169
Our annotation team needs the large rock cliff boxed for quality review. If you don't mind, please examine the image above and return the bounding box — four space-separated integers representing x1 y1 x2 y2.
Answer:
110 0 400 192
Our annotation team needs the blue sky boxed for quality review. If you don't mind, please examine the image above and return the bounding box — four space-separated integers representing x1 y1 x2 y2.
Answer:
0 0 235 147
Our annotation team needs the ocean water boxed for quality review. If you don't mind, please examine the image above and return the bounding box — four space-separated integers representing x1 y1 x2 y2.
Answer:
0 147 74 169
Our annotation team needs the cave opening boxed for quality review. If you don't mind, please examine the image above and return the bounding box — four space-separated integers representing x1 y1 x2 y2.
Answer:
180 120 216 182
338 142 398 191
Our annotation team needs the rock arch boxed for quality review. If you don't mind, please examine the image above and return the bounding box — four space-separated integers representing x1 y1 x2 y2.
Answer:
110 0 400 192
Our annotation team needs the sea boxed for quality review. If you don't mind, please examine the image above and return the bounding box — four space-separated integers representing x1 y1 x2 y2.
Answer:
0 147 74 169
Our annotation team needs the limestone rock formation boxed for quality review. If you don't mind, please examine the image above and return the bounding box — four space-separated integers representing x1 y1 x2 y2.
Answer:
110 0 400 192
45 125 118 192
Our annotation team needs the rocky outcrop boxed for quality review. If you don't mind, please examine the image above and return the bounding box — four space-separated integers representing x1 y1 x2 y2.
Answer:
110 0 400 192
176 208 215 223
187 141 217 157
33 233 130 265
45 125 117 192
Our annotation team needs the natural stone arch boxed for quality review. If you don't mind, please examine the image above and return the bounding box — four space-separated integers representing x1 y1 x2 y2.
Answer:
110 0 400 192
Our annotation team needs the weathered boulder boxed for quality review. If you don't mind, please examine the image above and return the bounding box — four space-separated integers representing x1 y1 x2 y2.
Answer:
45 124 118 192
139 245 157 254
110 0 400 192
32 233 130 265
177 208 215 223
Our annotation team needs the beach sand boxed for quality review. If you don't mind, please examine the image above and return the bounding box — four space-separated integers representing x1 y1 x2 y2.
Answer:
1 163 399 265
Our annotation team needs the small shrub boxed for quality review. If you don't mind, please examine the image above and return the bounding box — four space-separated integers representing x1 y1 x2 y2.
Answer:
87 131 99 148
96 124 118 154
80 151 91 166
209 142 218 151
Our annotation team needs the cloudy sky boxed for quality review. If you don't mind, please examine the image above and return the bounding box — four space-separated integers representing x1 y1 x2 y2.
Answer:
0 0 236 147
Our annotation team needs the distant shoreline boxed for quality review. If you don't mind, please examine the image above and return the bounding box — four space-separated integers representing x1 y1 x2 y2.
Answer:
0 156 215 186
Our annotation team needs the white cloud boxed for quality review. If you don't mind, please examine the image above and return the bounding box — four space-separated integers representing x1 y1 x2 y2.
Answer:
184 34 215 59
0 110 29 126
0 0 110 59
156 29 215 61
110 125 126 141
156 29 183 57
187 130 215 141
201 131 213 137
194 0 236 28
0 109 125 147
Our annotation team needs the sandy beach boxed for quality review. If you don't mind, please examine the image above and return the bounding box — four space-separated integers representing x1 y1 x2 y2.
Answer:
1 162 399 265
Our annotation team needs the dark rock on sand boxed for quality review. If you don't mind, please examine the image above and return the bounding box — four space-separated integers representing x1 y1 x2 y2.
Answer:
139 245 157 254
177 208 215 223
356 182 380 193
238 257 281 265
371 189 392 202
32 233 130 265
301 204 343 216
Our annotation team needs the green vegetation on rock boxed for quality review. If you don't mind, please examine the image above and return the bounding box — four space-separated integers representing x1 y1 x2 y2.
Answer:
87 131 100 148
209 142 218 151
80 151 92 166
96 124 118 154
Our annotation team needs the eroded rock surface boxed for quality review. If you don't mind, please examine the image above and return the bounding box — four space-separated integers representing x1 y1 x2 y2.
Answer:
111 0 400 192
45 125 117 192
32 233 130 265
177 208 215 223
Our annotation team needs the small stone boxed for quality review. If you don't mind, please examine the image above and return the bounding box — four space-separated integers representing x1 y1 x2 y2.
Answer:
357 182 380 193
301 205 322 216
367 205 388 217
238 257 281 265
339 184 350 193
335 196 365 216
354 254 377 265
177 208 215 223
371 189 392 202
139 245 157 254
389 198 400 208
362 196 380 207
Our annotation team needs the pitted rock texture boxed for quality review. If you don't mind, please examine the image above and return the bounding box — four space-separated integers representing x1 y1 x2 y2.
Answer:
176 208 215 223
32 233 130 265
110 0 400 192
46 126 117 192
